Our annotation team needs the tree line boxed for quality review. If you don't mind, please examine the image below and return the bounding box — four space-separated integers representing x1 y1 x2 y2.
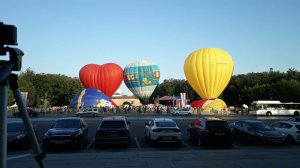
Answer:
151 68 300 107
10 68 300 108
8 68 83 107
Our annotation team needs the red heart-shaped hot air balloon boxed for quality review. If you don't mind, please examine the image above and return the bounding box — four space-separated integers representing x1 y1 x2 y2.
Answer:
79 63 123 98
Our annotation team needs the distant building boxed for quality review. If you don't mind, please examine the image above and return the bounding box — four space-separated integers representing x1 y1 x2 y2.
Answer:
112 90 123 97
112 96 142 106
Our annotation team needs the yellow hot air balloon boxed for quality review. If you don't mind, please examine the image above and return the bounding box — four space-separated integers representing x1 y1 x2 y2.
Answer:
184 48 234 99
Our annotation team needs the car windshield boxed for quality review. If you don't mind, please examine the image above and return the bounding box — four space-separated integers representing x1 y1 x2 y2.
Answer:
7 123 24 132
100 121 126 129
156 121 176 127
250 122 274 131
55 119 80 129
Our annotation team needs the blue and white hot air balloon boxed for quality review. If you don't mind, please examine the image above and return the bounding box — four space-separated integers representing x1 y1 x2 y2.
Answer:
123 60 160 104
70 88 112 109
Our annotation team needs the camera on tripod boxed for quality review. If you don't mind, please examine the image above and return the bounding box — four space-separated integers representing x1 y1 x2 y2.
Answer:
0 22 18 46
0 22 23 71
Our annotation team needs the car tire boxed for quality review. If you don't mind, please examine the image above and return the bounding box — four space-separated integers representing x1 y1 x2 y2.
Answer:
175 113 179 116
188 113 191 116
266 111 272 116
294 111 300 116
285 135 295 145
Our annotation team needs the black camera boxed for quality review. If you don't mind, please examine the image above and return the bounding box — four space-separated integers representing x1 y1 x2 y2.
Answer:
0 22 18 46
0 22 23 71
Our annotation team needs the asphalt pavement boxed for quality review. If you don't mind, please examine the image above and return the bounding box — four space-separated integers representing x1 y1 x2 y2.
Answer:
8 147 300 168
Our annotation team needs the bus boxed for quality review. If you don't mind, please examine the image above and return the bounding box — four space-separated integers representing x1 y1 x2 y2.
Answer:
249 100 300 116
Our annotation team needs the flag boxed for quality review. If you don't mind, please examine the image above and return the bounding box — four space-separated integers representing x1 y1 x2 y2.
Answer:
180 93 186 108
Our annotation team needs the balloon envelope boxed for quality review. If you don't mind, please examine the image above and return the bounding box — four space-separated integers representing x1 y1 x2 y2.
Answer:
123 60 160 104
184 48 234 99
70 88 112 109
79 63 123 98
191 99 227 112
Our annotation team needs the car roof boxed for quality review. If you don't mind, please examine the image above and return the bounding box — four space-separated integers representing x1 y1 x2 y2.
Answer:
153 118 174 122
7 121 24 124
241 120 264 123
57 117 81 121
102 116 126 121
276 120 300 125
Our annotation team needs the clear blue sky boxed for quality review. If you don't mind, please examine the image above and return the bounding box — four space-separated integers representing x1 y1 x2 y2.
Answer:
1 0 300 95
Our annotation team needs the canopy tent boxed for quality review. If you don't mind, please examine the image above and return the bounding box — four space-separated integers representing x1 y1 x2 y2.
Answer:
70 88 112 109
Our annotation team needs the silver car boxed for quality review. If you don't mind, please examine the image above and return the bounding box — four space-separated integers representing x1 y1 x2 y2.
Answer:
271 121 300 144
144 118 181 146
171 108 193 116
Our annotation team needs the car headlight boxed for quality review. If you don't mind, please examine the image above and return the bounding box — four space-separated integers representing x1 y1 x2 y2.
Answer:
11 134 23 140
44 132 50 139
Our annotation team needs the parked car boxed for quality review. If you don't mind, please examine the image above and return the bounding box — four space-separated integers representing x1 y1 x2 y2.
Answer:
187 117 232 147
43 117 88 150
7 121 37 150
76 108 99 117
287 117 300 122
171 108 193 116
144 118 181 146
95 116 131 148
270 121 300 144
12 108 39 117
230 120 285 145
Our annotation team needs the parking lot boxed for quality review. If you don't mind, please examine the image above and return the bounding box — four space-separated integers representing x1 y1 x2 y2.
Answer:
7 115 300 168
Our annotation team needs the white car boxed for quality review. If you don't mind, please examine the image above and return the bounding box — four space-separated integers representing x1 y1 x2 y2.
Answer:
171 108 193 116
144 118 181 146
271 121 300 144
76 108 99 117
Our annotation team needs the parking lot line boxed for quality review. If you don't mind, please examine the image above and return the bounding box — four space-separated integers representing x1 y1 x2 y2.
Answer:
134 137 141 149
87 138 95 149
7 153 31 160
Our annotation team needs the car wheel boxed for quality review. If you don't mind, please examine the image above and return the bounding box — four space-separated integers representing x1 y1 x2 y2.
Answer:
175 113 179 116
285 135 295 145
188 113 191 116
266 111 272 116
294 111 300 116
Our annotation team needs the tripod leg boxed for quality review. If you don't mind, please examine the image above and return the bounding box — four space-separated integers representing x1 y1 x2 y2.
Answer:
0 81 8 168
9 74 45 168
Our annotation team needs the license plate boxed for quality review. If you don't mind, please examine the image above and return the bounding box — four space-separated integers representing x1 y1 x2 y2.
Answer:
107 133 118 137
273 140 282 143
162 137 172 140
54 141 66 145
215 133 225 136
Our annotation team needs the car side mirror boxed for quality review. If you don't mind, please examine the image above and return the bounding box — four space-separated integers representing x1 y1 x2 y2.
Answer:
190 122 194 126
50 124 54 128
127 121 131 125
145 122 149 126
